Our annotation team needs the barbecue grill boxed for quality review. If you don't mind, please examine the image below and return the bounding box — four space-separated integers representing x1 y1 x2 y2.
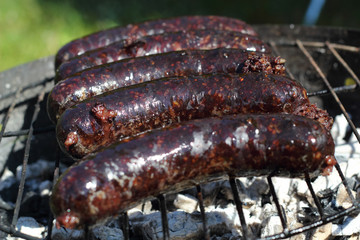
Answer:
0 24 359 239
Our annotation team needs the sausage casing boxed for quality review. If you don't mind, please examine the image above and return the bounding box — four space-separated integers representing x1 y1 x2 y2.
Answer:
55 15 258 68
55 30 270 80
50 114 336 229
48 49 286 123
56 73 331 159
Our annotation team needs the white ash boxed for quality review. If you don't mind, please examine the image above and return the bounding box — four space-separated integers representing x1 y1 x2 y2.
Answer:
0 168 17 191
39 180 53 196
6 217 46 240
312 223 332 240
173 194 199 213
331 114 360 160
332 214 360 236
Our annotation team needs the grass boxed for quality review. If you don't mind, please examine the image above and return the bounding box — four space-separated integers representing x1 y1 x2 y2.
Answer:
1 0 359 72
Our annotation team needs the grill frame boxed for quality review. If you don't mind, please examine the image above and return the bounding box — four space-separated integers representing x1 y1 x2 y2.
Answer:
0 24 359 239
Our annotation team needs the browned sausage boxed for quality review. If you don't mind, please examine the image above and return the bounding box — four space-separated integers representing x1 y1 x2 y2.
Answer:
50 114 336 229
55 30 270 81
55 73 332 159
55 15 258 68
48 49 285 123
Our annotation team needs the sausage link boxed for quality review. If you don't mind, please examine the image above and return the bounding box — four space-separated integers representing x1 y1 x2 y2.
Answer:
51 114 336 229
48 49 286 123
55 15 258 68
55 30 270 80
55 73 332 159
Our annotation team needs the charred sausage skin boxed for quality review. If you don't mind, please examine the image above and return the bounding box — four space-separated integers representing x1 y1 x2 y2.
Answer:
51 114 336 229
55 30 270 80
48 49 286 123
56 73 332 159
55 15 258 68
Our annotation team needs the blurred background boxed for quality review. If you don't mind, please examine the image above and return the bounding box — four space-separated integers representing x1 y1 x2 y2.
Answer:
1 0 359 72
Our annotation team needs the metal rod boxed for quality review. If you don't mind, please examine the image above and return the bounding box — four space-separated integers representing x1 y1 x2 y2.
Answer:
0 77 53 101
264 205 358 240
270 40 360 53
158 194 170 240
0 87 22 144
328 42 360 53
229 176 250 238
2 126 55 137
296 39 360 144
335 163 358 204
326 41 360 87
11 89 45 230
307 84 358 97
196 184 210 240
304 172 325 218
267 176 289 235
46 147 61 240
121 212 130 240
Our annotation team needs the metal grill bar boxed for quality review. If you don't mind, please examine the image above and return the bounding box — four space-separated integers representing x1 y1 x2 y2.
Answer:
46 147 61 240
264 206 358 240
0 77 53 101
296 40 360 143
0 87 22 144
334 163 358 205
158 194 170 240
2 126 55 137
326 41 360 87
305 173 325 218
121 212 130 240
196 184 210 240
229 176 249 238
273 40 360 53
11 88 46 231
307 84 358 97
267 176 289 235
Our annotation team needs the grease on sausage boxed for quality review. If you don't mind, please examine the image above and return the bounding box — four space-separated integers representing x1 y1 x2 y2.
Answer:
55 30 270 80
48 49 286 123
55 15 258 68
55 72 332 159
50 114 336 229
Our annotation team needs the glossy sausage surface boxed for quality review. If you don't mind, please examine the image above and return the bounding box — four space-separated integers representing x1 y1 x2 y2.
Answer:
51 114 336 229
56 73 332 159
55 30 270 80
55 15 258 68
48 49 286 123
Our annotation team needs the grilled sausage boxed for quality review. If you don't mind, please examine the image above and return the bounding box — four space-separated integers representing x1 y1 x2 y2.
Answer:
55 72 332 159
55 30 270 81
55 15 258 68
50 114 336 229
48 49 286 123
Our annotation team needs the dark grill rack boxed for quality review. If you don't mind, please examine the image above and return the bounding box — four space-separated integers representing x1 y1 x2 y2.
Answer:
0 25 359 239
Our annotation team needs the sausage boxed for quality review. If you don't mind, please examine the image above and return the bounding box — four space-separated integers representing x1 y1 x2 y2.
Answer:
50 114 336 229
55 15 258 68
55 72 332 159
55 30 270 81
48 49 286 123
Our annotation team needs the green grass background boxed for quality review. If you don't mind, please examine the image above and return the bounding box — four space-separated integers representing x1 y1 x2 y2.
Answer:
1 0 359 72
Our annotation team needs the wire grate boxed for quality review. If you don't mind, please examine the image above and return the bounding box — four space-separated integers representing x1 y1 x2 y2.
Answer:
0 25 359 239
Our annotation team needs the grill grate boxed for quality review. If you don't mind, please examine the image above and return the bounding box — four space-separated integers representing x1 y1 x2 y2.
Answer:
0 25 359 239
